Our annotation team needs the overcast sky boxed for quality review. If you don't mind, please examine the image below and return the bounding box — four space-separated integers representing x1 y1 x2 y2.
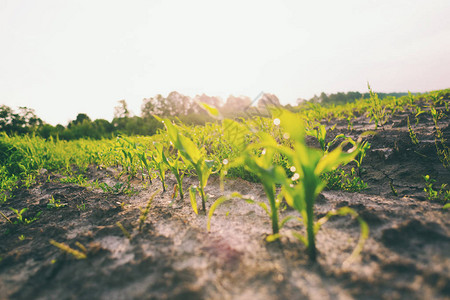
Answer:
1 0 449 125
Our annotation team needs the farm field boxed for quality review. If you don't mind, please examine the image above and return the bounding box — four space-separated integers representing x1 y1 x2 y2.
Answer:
1 90 449 299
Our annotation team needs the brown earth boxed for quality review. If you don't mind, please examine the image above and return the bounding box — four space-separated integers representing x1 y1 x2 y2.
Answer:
0 109 449 300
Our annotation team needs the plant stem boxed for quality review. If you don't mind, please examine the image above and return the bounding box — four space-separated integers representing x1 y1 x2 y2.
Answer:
306 200 316 261
305 177 317 261
263 183 279 235
200 186 206 212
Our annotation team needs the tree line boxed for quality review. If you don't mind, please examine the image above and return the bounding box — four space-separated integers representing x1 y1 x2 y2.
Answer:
1 89 410 140
0 92 282 140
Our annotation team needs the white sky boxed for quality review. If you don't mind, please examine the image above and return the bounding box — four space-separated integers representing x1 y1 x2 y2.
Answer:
1 0 449 125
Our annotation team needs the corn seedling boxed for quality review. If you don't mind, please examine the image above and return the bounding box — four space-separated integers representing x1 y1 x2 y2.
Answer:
22 173 36 188
414 106 426 125
76 203 86 211
408 91 415 106
430 107 450 169
306 123 346 154
367 83 387 130
407 116 419 145
9 207 41 225
211 130 290 236
275 110 368 262
236 118 297 236
116 221 132 240
137 149 153 183
47 195 67 209
208 191 293 240
346 113 354 130
321 168 368 192
50 239 87 260
98 182 127 194
157 117 218 213
162 152 185 200
138 189 160 232
59 174 87 185
423 175 449 203
352 139 371 177
389 179 398 196
151 143 168 192
116 136 140 179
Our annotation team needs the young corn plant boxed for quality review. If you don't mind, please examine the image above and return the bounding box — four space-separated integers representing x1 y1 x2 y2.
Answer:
367 83 387 130
208 130 291 238
407 116 419 145
156 117 218 213
306 123 338 154
116 136 139 179
352 139 371 177
9 207 41 225
50 240 87 260
423 175 450 203
346 113 355 131
116 221 132 240
430 107 450 168
138 189 160 232
151 143 168 192
47 195 67 209
276 110 368 262
162 151 185 200
320 168 368 192
137 149 153 183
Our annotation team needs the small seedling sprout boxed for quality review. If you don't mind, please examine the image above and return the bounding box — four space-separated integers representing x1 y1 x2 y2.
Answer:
138 189 161 232
116 221 132 240
50 240 87 260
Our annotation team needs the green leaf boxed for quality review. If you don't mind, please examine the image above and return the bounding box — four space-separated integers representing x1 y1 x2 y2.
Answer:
197 102 222 119
315 207 369 265
207 192 273 231
315 146 358 176
266 233 281 242
279 215 298 229
207 195 232 231
291 231 308 246
276 110 305 142
222 119 250 151
189 186 198 215
244 199 270 216
177 133 202 165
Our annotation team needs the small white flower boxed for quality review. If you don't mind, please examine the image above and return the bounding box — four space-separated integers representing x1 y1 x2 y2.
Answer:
273 118 281 126
291 173 300 181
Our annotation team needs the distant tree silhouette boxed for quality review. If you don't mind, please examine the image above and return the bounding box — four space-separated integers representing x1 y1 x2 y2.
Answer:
221 95 252 116
114 99 131 119
68 113 91 128
0 105 42 135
